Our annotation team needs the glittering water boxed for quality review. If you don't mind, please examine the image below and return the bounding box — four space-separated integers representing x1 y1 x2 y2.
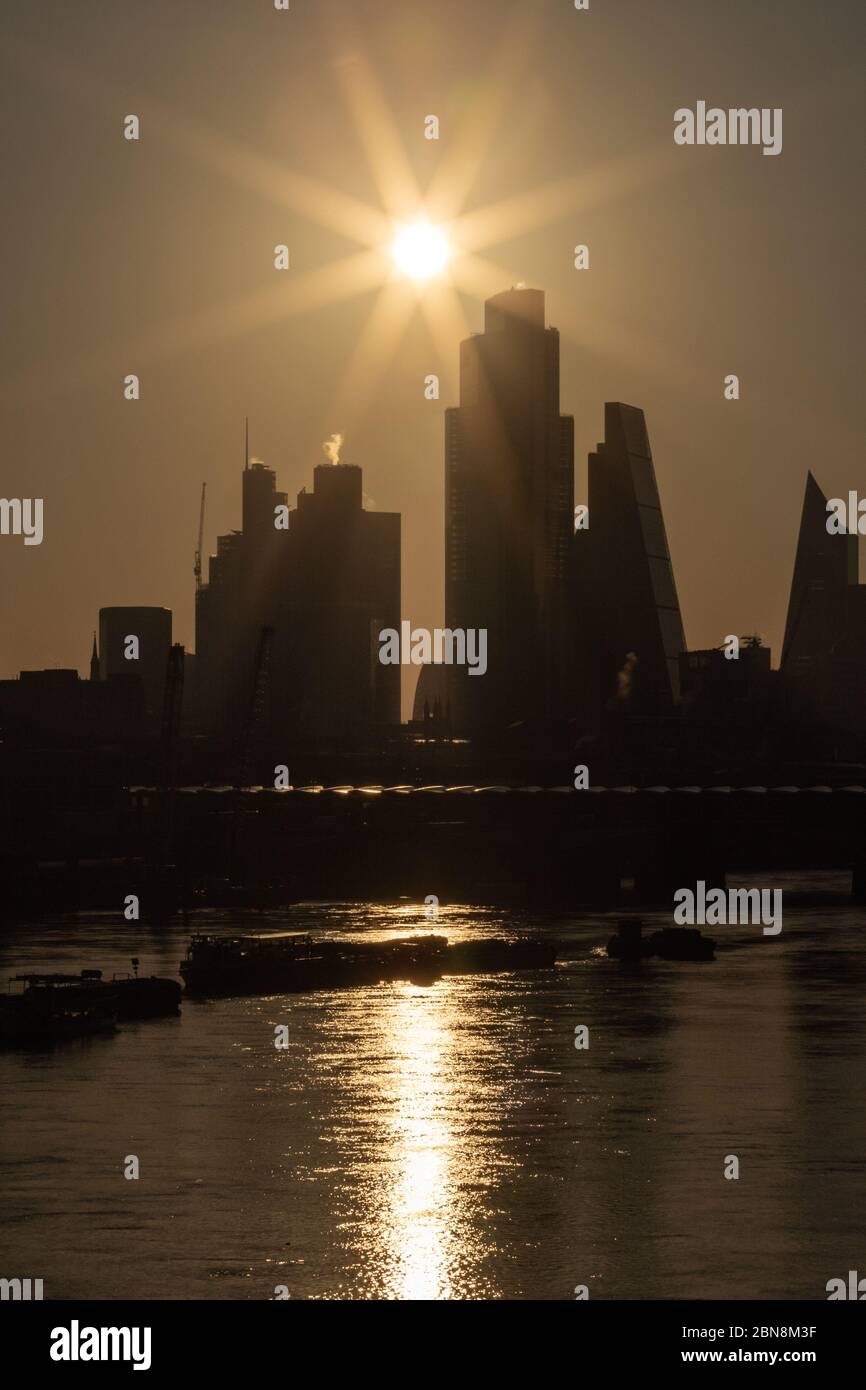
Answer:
2 878 865 1300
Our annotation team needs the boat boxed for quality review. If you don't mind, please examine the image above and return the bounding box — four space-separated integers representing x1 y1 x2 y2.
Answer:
180 931 559 997
9 968 182 1020
607 917 715 962
180 931 449 996
0 992 117 1045
442 937 559 973
649 927 716 961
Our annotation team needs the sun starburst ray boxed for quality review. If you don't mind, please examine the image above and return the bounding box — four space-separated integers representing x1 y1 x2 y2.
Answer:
327 279 419 427
453 144 685 255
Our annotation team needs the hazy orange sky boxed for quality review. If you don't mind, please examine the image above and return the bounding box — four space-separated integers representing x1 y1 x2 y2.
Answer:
1 0 863 716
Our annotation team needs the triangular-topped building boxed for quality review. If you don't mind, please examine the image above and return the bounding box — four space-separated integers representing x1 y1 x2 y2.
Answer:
781 471 858 667
577 402 686 712
781 472 866 734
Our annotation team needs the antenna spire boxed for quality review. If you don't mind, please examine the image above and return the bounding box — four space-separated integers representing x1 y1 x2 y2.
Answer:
245 416 249 470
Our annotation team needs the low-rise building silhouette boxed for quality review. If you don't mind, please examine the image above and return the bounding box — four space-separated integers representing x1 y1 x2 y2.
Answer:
98 606 172 723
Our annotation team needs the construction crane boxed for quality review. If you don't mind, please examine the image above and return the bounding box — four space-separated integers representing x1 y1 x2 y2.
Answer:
194 482 207 590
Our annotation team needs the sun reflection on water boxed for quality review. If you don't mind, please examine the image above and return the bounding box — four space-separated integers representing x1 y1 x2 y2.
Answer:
377 987 455 1299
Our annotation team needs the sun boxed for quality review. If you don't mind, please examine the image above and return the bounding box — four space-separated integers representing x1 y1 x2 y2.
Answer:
71 17 686 419
391 221 452 281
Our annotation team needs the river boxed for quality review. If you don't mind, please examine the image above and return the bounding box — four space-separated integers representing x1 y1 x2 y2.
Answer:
1 874 864 1300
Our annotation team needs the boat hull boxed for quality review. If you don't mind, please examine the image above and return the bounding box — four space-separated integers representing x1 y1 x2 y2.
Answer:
10 975 182 1021
0 998 117 1045
180 934 559 998
607 927 716 962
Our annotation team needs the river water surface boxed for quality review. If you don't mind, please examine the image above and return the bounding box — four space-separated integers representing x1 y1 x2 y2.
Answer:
1 877 864 1300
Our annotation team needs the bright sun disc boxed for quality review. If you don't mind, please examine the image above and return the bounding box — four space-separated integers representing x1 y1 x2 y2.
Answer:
391 221 451 280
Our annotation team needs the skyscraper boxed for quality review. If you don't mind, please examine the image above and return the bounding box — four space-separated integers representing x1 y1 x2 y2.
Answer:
278 462 400 737
577 403 685 712
195 457 400 750
781 472 866 736
195 528 247 735
445 288 574 733
781 471 858 667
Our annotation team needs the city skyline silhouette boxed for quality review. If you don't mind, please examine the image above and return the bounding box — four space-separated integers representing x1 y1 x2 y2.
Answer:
1 0 863 710
3 0 866 1339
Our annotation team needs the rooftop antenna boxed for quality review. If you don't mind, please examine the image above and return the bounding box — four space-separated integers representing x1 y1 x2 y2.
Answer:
244 416 249 470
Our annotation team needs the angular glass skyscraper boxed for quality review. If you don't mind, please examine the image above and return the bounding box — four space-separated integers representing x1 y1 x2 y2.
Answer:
782 470 858 667
444 288 575 733
781 471 866 735
579 402 685 712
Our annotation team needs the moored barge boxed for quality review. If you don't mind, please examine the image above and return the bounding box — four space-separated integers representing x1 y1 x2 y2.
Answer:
0 990 117 1045
180 931 448 995
8 969 182 1020
180 931 559 997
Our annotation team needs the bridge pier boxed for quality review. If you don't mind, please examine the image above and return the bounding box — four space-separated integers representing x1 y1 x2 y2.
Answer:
633 828 727 909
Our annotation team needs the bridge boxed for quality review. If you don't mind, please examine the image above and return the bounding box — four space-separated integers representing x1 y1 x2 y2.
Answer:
126 783 866 907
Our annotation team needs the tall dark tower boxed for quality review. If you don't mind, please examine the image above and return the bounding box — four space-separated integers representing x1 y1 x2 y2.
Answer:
196 450 399 748
242 462 286 549
445 288 574 733
781 471 858 667
780 472 866 734
580 403 685 711
281 462 400 735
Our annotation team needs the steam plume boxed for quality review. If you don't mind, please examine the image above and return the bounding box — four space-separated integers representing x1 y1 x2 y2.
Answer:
322 432 344 465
